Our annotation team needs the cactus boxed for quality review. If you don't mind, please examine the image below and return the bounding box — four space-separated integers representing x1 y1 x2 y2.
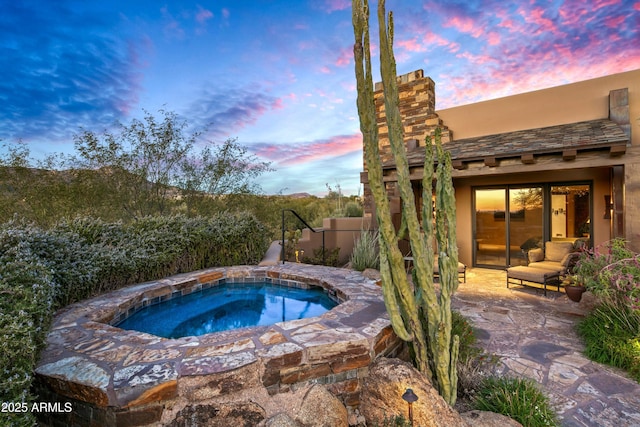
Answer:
352 0 459 405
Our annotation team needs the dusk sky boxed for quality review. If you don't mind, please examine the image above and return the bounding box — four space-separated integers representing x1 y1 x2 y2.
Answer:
2 1 639 196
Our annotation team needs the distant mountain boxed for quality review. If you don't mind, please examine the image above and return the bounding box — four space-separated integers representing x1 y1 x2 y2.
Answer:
283 192 315 199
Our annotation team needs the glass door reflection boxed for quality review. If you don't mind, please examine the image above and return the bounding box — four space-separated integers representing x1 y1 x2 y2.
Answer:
509 187 543 266
475 189 507 266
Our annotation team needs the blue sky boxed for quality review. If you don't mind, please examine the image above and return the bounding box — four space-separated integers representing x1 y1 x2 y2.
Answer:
2 0 639 196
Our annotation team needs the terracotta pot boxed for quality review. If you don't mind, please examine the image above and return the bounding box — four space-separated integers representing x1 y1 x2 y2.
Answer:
565 285 586 302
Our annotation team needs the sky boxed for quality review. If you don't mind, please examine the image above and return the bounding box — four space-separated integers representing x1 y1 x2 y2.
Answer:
1 0 639 196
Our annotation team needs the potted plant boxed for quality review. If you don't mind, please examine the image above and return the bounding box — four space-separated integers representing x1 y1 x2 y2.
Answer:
568 244 609 303
563 274 586 302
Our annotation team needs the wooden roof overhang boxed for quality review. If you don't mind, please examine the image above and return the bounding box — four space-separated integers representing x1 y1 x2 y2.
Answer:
378 119 629 180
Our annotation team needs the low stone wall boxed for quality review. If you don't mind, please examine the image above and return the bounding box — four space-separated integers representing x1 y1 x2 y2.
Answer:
35 264 403 426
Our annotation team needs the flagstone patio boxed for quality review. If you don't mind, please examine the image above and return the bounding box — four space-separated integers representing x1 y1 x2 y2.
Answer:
454 267 640 427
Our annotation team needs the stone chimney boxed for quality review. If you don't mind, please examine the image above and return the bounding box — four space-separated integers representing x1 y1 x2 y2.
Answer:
372 70 450 163
361 70 451 217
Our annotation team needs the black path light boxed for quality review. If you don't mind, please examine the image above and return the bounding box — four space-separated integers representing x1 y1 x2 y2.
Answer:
402 388 418 425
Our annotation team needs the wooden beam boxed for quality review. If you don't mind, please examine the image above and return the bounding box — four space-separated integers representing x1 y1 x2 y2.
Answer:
452 159 466 170
521 153 535 164
562 149 577 161
484 157 498 167
610 144 627 157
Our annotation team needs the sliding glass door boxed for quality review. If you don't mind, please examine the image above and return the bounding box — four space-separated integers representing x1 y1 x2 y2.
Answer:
474 183 590 268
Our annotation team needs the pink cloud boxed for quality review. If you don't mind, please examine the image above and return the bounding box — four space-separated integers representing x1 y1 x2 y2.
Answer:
604 15 626 28
334 48 352 67
592 0 624 10
486 32 501 46
396 38 427 53
635 2 640 11
319 66 331 74
421 31 459 53
319 0 350 13
272 98 285 110
221 8 230 19
444 15 484 38
496 11 518 31
254 134 363 166
196 7 213 24
440 48 640 110
523 7 562 36
456 52 495 66
558 2 591 27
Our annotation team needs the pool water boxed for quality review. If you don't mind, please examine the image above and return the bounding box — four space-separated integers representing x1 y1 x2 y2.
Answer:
116 282 337 338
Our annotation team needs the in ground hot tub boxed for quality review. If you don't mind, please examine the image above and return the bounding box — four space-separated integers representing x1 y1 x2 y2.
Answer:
35 264 403 426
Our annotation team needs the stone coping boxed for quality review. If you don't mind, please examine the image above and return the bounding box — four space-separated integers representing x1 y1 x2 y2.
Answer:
35 264 397 411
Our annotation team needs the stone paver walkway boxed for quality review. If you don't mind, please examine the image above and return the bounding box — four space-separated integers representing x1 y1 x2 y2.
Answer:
453 268 640 427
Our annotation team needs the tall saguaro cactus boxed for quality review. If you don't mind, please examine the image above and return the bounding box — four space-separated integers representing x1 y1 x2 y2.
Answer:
352 0 459 405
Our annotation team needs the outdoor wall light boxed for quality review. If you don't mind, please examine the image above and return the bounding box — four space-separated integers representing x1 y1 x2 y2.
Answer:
604 195 613 219
402 388 418 425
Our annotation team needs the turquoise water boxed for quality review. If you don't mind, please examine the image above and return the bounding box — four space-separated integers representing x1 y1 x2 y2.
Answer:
116 282 337 338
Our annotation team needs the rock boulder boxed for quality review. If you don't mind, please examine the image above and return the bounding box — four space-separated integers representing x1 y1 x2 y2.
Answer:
359 357 467 427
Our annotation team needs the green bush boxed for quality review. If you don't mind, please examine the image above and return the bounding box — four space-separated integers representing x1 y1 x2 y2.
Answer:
574 238 640 311
350 229 379 271
0 230 56 427
473 376 558 427
343 201 363 217
577 303 640 382
0 213 270 426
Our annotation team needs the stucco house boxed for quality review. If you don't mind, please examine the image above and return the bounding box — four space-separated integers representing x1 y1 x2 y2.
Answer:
361 69 640 269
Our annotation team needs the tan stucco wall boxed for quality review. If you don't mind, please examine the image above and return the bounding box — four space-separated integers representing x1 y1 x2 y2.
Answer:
437 69 640 146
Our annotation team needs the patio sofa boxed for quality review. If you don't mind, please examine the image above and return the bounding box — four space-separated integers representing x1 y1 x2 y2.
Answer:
506 241 580 295
526 241 579 274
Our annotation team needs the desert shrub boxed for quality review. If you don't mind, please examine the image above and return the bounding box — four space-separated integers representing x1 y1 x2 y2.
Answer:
301 246 341 267
350 229 379 271
50 213 270 304
473 376 558 427
343 201 363 217
0 228 56 427
577 302 640 382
